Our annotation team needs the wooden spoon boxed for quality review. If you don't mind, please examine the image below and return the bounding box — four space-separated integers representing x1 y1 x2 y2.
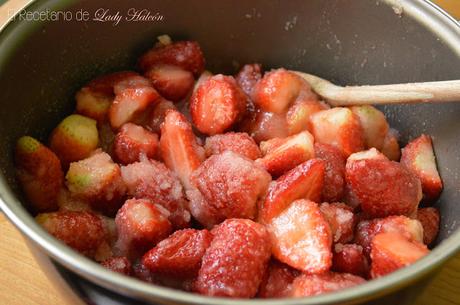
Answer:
294 71 460 107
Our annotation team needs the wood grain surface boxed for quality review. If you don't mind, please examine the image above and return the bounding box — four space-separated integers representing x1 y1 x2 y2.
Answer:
1 0 460 305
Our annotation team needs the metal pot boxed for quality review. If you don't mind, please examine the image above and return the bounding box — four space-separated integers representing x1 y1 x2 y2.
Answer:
1 0 459 304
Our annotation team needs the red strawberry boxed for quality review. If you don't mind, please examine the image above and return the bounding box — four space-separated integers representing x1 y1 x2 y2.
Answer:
370 232 429 278
257 260 300 298
15 136 63 212
345 151 422 218
121 157 190 229
190 74 247 135
138 41 205 76
286 98 327 135
160 109 205 190
256 130 315 177
320 202 355 244
57 188 91 212
101 256 132 276
204 132 261 160
401 134 443 202
310 107 365 157
381 128 401 161
146 99 176 134
235 63 263 97
332 244 369 278
259 159 325 223
142 229 213 278
342 183 362 210
246 110 289 143
315 143 346 202
268 199 332 273
145 64 195 102
113 123 159 164
114 198 172 260
188 151 271 228
86 71 140 95
194 219 271 298
291 272 365 297
416 207 440 245
350 105 389 150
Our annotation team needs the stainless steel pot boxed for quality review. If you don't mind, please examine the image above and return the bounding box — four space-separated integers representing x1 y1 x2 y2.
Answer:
1 0 460 304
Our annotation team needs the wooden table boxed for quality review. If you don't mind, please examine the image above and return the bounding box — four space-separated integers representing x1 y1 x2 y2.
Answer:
1 0 460 304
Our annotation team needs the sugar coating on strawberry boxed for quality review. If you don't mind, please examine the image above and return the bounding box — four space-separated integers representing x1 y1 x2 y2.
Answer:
142 228 213 278
101 256 132 275
350 105 389 150
235 63 263 97
204 132 261 160
257 260 300 298
246 110 289 143
320 202 355 244
332 243 369 278
66 150 126 216
114 198 172 260
354 215 424 256
190 74 247 135
286 99 327 135
121 157 190 229
15 136 63 212
145 64 195 102
76 88 113 123
381 128 401 161
346 151 422 218
401 134 443 202
195 219 271 298
259 159 325 223
416 207 440 245
187 151 271 228
138 40 205 76
370 232 429 278
315 143 346 202
113 123 159 164
290 272 365 297
310 107 365 157
268 199 332 273
49 114 99 167
256 130 315 177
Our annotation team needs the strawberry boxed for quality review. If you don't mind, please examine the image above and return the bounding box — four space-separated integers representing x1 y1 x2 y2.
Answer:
310 107 365 157
101 256 132 275
75 88 113 123
381 128 401 161
66 150 126 216
401 134 443 202
315 143 346 202
142 229 213 278
121 157 190 229
332 243 369 278
193 70 213 93
259 159 325 223
114 198 172 260
57 188 91 212
188 151 271 228
256 130 315 177
194 219 271 298
246 110 289 143
15 136 63 212
146 99 176 134
370 232 429 278
345 150 422 218
138 41 205 76
235 63 263 97
190 74 247 135
86 71 140 96
257 260 300 298
342 183 361 210
144 64 195 102
416 207 440 245
290 272 365 297
320 202 355 244
268 199 332 273
204 132 261 160
49 114 99 167
159 109 205 190
349 105 389 150
113 123 159 164
286 99 327 135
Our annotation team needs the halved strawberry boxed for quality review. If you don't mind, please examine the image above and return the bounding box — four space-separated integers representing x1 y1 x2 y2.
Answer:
113 123 159 164
291 272 365 297
401 134 443 202
256 130 315 177
332 243 369 278
204 132 261 160
259 159 325 223
146 99 176 134
257 260 300 298
160 109 205 190
350 105 389 150
381 128 401 161
268 199 332 273
145 64 195 102
310 107 365 157
246 110 289 143
320 202 355 244
286 99 327 135
75 88 112 123
416 207 440 245
370 232 429 278
315 143 346 202
235 63 263 97
86 71 139 96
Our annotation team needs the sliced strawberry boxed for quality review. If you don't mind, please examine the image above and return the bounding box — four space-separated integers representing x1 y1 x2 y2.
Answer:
259 159 325 223
190 74 247 135
113 123 159 164
401 134 443 202
350 105 389 150
332 243 369 278
235 63 263 97
101 256 132 276
320 202 355 244
310 107 365 157
75 88 112 123
146 99 176 134
268 199 332 273
286 98 327 135
370 232 429 278
145 64 195 102
160 109 205 190
416 207 440 245
257 260 300 298
86 71 139 95
246 110 289 143
381 128 401 161
291 272 365 297
204 132 261 160
315 143 346 202
256 130 315 177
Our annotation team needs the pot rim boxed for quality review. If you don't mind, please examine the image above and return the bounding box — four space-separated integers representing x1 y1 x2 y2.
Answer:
1 0 460 304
